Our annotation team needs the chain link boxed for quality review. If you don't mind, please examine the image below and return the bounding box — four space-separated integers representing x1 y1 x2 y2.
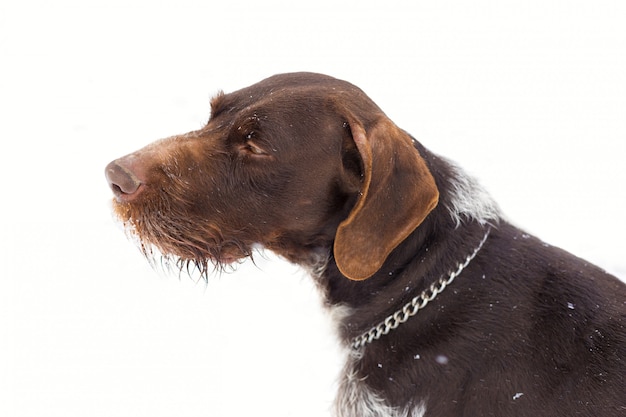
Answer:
351 228 491 350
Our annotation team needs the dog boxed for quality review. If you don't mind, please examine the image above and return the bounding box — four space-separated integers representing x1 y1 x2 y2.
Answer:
105 72 625 417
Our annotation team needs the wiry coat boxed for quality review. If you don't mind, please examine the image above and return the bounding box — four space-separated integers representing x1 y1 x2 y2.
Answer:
106 72 626 417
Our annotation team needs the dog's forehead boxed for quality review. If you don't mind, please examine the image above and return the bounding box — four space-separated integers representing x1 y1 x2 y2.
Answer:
211 72 364 117
253 72 358 93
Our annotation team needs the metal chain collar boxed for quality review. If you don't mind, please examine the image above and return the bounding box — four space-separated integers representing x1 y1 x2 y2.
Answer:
351 228 491 350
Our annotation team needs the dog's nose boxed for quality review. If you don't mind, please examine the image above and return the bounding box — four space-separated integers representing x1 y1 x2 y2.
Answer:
105 159 143 200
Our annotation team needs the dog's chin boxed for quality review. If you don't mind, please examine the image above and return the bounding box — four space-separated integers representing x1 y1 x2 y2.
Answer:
162 245 251 276
116 223 252 278
214 253 245 265
142 246 250 278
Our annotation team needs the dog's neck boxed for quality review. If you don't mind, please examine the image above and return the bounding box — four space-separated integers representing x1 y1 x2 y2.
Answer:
315 145 500 346
350 226 491 349
319 218 491 345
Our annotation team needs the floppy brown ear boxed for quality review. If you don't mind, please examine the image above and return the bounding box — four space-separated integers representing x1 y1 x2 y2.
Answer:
334 118 439 281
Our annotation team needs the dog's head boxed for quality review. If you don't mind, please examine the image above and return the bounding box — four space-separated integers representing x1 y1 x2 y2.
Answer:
105 72 439 280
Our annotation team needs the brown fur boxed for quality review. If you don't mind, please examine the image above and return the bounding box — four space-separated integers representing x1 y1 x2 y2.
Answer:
106 72 625 416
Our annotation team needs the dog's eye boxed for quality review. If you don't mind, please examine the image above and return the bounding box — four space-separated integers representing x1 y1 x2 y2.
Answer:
239 140 270 158
247 142 267 155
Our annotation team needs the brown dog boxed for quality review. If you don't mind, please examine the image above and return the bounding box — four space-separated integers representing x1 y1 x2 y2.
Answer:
105 73 625 417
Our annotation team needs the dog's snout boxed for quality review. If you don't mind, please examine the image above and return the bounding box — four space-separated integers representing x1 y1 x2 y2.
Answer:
105 158 143 200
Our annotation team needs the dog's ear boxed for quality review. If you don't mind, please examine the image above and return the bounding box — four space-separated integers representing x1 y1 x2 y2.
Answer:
334 117 439 281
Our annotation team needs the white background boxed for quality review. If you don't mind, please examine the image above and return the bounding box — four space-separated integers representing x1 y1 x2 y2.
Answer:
1 1 624 416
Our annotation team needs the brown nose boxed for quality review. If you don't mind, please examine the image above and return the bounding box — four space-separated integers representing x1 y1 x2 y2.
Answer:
105 159 143 200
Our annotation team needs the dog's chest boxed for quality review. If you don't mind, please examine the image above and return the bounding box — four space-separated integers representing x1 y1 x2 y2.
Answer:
335 349 428 417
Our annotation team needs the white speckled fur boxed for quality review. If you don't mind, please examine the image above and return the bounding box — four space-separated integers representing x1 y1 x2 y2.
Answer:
327 305 426 417
334 347 427 417
443 158 501 227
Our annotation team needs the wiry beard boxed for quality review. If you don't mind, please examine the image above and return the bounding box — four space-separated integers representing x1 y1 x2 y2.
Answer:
110 191 254 280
